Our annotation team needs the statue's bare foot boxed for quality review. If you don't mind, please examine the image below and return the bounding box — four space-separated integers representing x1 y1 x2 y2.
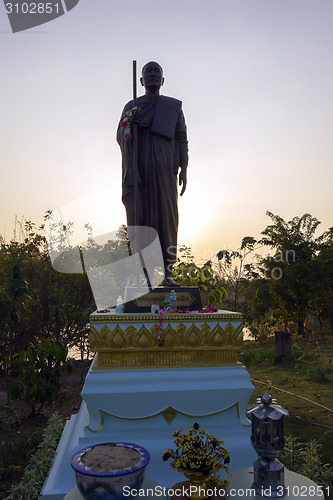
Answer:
162 276 180 287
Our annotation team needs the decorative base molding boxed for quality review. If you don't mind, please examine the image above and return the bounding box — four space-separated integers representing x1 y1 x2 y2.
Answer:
90 310 243 368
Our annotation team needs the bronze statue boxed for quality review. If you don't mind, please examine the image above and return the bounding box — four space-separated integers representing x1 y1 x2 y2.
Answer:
117 61 189 286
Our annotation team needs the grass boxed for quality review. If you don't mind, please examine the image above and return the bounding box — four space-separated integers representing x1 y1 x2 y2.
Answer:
241 334 333 465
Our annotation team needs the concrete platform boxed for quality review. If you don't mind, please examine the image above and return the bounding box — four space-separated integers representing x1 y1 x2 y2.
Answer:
41 362 256 499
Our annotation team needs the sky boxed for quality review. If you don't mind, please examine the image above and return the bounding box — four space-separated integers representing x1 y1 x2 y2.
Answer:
1 0 332 264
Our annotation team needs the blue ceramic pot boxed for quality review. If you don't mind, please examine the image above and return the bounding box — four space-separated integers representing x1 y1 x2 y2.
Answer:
71 442 150 500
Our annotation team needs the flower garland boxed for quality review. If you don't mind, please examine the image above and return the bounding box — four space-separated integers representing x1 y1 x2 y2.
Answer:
119 107 139 142
157 308 164 344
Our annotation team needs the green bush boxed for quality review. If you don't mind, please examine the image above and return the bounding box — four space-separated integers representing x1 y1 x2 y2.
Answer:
281 435 333 498
5 413 65 500
9 340 72 416
239 346 274 369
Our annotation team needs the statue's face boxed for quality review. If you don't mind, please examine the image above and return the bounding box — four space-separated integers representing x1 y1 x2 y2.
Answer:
141 62 164 92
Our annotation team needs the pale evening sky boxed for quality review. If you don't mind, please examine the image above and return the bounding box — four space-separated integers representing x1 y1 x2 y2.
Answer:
1 0 332 263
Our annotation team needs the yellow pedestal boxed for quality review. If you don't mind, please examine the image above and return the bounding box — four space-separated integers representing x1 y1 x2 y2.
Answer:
89 310 243 369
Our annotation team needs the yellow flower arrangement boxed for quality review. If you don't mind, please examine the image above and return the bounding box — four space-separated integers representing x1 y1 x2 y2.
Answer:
163 422 231 488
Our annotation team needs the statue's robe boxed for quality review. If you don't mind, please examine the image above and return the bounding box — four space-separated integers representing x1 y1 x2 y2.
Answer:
117 93 188 271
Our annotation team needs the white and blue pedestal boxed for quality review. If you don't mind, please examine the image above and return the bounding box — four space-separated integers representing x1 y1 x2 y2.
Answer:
41 365 255 499
42 310 325 500
40 311 252 498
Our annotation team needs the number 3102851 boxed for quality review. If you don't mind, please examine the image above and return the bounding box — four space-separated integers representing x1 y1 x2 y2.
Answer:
5 3 60 14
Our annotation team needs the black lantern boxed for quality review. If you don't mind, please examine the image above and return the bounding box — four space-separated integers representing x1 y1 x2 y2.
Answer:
247 391 289 497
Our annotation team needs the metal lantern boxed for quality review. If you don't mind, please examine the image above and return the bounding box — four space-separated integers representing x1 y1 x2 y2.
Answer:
247 391 289 497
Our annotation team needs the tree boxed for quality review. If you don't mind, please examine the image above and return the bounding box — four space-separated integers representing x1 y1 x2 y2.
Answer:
258 212 321 336
216 236 260 311
241 277 274 341
0 218 95 373
310 227 333 332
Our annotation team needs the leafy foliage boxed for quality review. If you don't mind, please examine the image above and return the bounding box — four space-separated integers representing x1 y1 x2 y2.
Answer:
241 212 333 338
259 212 321 336
0 216 137 376
9 340 73 416
216 236 261 310
5 413 65 500
173 245 227 306
0 218 95 375
280 436 333 495
311 228 333 332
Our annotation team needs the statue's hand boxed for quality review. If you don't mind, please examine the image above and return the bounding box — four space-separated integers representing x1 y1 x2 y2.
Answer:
179 167 187 196
131 107 142 125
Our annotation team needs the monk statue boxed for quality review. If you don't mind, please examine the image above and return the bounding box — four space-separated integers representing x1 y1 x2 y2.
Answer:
117 61 189 286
